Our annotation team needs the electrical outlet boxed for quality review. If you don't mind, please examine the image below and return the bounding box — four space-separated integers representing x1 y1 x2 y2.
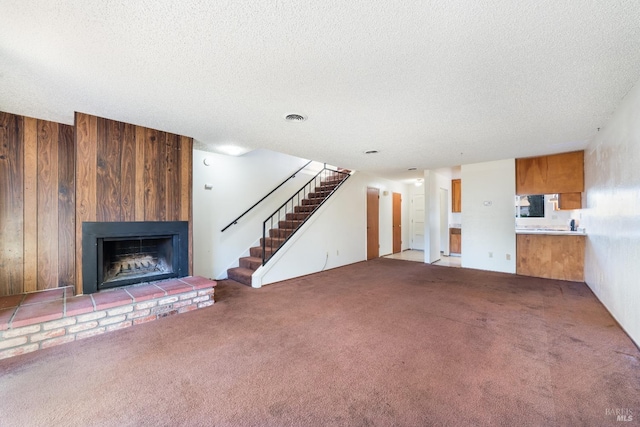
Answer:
489 252 493 258
506 254 511 260
336 250 339 256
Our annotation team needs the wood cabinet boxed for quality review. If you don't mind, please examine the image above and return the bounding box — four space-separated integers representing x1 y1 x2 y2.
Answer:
451 179 461 212
449 228 461 254
516 234 585 281
558 192 582 210
516 151 584 195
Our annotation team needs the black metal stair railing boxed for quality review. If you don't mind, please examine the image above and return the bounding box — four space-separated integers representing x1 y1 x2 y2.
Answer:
261 167 350 265
221 160 312 232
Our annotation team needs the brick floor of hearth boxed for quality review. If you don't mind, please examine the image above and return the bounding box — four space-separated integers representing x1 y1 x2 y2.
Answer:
0 277 216 331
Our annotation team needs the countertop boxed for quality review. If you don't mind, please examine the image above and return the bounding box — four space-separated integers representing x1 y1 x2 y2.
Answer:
515 229 586 236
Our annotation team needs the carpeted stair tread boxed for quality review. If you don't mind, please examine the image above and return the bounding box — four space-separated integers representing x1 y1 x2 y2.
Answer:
250 246 276 258
239 256 262 270
270 228 294 238
227 267 253 286
260 237 286 248
278 220 304 229
285 212 310 221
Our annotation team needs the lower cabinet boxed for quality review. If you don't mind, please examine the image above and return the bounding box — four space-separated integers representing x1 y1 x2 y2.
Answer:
516 234 585 281
450 228 461 254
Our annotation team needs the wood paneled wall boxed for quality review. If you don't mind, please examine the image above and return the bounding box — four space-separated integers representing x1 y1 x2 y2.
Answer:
0 112 75 296
0 111 193 297
75 112 193 294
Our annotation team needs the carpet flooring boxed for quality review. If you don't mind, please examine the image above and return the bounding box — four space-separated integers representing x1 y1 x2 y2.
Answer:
1 258 638 426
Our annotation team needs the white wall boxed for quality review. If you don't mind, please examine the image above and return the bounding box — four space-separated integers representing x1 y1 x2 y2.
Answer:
192 149 320 279
582 78 640 346
461 159 516 273
255 172 411 286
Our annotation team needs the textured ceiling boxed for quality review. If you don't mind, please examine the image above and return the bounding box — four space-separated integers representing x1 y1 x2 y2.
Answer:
2 1 640 181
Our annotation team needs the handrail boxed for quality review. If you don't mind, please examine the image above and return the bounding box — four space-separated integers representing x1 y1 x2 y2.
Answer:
261 167 351 265
221 160 313 232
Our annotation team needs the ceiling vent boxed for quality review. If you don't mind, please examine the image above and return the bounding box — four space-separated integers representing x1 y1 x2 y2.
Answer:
285 114 306 122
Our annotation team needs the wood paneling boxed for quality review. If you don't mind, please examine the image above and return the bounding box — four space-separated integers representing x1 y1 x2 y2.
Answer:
516 234 585 282
37 120 59 290
23 117 38 292
75 112 97 295
57 124 75 287
74 113 193 294
0 113 25 296
0 110 192 296
451 179 461 212
516 151 584 195
0 111 75 296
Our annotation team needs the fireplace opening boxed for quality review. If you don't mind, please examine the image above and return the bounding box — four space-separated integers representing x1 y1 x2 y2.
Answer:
83 221 188 294
100 236 174 287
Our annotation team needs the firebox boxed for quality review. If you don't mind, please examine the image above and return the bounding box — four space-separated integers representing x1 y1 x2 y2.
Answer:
82 221 188 294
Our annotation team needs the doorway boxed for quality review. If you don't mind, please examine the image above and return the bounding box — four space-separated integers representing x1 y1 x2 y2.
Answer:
392 193 402 254
366 187 379 260
411 191 425 250
439 188 449 256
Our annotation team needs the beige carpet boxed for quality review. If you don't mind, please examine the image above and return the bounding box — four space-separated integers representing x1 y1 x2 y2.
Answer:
1 258 638 426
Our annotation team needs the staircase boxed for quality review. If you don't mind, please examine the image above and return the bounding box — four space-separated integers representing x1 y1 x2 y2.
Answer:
227 170 349 286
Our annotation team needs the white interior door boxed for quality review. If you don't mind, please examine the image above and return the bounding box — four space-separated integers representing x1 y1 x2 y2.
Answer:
411 193 425 250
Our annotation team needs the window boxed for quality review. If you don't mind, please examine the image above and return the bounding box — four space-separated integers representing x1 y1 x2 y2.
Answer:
515 195 544 218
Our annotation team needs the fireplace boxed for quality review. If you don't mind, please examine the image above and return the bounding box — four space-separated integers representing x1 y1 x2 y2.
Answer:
82 221 188 294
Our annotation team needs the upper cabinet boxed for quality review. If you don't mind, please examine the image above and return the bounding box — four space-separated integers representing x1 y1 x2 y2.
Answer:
452 179 461 212
516 151 584 195
558 192 582 210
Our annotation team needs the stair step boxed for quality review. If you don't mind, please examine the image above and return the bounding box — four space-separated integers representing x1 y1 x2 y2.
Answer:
278 220 304 229
285 212 310 221
227 267 253 286
323 176 344 183
239 256 262 270
270 228 294 238
307 192 329 199
260 237 286 248
294 205 318 213
301 198 322 206
249 246 276 258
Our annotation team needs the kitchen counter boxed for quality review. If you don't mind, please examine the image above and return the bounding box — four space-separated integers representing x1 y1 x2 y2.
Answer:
515 229 586 236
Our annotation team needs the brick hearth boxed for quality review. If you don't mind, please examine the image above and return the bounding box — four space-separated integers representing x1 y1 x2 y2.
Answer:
0 276 216 360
